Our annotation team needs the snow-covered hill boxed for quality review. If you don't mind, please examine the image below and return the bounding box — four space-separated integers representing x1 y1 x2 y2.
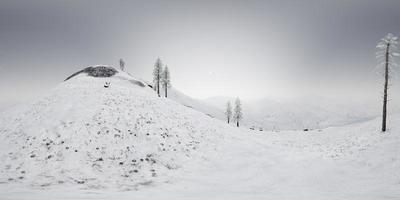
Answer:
0 66 234 189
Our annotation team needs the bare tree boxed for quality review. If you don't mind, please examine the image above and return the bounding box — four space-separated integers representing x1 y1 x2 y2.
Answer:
376 33 398 132
119 58 125 71
153 58 163 97
233 98 243 127
162 65 171 98
225 101 232 124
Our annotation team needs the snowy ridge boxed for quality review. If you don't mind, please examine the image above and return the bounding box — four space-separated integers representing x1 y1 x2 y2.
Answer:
0 67 235 189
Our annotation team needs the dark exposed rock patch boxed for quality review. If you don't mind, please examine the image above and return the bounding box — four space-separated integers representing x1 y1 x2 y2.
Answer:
65 66 118 81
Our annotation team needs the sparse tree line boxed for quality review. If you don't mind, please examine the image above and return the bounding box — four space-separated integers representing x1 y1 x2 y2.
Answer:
225 98 243 127
152 58 171 98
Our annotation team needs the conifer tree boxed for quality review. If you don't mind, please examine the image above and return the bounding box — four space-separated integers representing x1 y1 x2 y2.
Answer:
233 98 243 127
153 58 163 97
162 65 171 98
376 33 398 132
225 101 232 124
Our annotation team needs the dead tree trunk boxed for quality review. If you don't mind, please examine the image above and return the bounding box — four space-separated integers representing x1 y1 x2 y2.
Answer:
382 43 390 132
165 85 168 98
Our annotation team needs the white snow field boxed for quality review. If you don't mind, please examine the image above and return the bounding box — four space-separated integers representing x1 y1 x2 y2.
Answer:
0 66 399 199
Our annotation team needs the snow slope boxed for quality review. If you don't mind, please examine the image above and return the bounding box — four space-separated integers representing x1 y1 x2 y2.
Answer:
1 113 399 200
166 88 224 120
139 81 225 121
0 66 235 189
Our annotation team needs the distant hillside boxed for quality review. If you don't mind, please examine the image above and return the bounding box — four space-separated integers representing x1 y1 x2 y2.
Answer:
204 96 380 130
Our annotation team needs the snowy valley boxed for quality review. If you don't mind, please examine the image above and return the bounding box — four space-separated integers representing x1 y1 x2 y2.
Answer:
0 66 399 200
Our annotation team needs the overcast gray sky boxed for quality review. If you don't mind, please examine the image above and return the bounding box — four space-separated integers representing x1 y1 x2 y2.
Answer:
1 0 400 109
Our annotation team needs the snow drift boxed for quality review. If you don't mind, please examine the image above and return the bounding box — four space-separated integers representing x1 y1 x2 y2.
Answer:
0 66 231 189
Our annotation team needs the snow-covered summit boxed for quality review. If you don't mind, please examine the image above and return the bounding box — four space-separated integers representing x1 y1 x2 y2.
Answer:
0 66 232 189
